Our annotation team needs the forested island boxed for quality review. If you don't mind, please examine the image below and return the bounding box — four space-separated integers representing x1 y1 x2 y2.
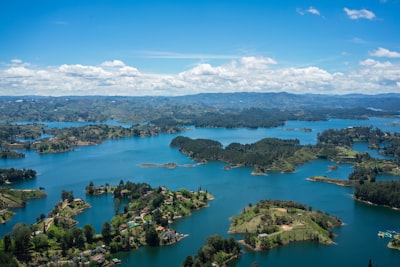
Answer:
171 126 400 211
229 200 342 251
0 123 184 156
0 168 37 185
0 181 213 266
171 126 400 175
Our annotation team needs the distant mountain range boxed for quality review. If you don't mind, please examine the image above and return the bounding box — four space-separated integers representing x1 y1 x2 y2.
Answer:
2 92 400 112
159 92 400 112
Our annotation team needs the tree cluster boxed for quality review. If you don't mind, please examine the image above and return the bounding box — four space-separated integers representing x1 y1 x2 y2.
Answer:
354 181 400 209
0 168 37 184
171 136 317 172
182 235 241 267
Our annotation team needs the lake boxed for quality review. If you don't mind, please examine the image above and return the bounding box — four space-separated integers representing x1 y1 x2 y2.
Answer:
1 117 400 266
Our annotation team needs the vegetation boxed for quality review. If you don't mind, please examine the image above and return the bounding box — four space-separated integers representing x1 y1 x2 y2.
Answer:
388 234 400 251
171 136 318 173
172 126 400 178
317 126 400 159
0 182 213 266
354 181 400 209
182 235 241 267
0 187 46 224
229 200 342 251
1 94 398 125
307 176 356 187
0 168 37 185
87 180 213 249
0 123 184 155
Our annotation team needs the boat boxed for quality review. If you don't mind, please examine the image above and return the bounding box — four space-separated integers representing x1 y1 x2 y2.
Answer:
378 231 393 238
112 258 121 265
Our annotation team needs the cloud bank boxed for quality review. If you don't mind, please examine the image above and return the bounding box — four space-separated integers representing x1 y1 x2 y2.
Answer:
1 53 399 96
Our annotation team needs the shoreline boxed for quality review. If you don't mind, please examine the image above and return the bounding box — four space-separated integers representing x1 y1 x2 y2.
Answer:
139 163 196 169
306 176 355 187
353 196 400 211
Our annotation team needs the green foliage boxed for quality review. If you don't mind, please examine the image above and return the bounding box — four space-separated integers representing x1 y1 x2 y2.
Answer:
0 168 37 184
61 190 74 202
183 234 241 267
101 221 112 244
0 251 18 267
355 181 400 208
230 200 342 251
83 224 95 243
12 223 31 255
144 225 160 247
171 136 316 173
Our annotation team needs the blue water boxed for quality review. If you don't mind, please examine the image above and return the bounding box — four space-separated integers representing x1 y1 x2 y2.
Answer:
1 117 400 266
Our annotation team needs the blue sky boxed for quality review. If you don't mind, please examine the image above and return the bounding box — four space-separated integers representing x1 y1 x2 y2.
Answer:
1 0 399 96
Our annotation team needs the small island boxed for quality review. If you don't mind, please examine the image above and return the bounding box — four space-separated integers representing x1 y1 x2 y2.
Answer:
229 200 342 251
307 176 356 187
139 162 196 169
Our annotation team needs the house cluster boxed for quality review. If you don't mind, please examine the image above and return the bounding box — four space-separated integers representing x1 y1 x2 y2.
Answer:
78 245 108 265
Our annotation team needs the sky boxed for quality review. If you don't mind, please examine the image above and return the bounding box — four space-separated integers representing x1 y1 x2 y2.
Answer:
0 0 399 96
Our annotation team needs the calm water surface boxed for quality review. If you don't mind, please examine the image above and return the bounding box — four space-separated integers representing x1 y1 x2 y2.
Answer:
1 118 400 266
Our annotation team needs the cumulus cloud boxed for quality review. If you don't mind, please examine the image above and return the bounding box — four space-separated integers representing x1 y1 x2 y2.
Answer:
101 60 126 67
0 57 399 96
370 47 400 58
344 7 376 20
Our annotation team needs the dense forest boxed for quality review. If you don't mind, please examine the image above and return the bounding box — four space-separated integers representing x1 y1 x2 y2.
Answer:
171 136 317 173
354 181 400 209
171 126 400 175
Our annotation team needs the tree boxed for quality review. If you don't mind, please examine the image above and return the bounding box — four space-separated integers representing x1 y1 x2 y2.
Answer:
83 224 95 243
61 190 74 202
145 225 160 246
12 223 31 255
3 234 12 253
101 221 112 244
32 234 48 251
0 251 18 267
183 256 193 267
72 228 85 249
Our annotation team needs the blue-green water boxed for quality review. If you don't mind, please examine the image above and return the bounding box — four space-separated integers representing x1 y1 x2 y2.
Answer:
1 118 400 266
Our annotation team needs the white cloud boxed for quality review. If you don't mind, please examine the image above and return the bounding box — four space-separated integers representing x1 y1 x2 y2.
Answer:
240 56 277 69
370 47 400 58
101 60 126 67
307 7 320 16
0 57 399 96
297 7 321 16
5 67 34 77
344 7 376 20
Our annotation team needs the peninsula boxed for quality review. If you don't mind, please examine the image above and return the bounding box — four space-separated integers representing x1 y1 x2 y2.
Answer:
0 182 213 266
